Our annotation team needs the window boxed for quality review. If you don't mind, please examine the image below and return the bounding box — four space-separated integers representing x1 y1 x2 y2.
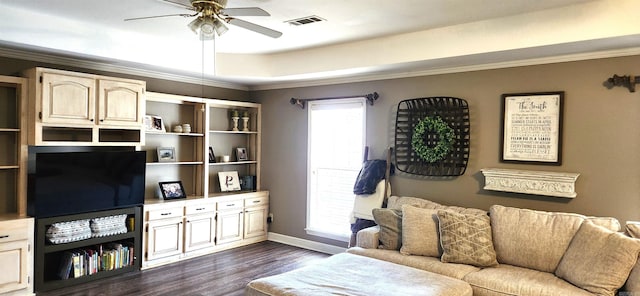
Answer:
306 98 366 241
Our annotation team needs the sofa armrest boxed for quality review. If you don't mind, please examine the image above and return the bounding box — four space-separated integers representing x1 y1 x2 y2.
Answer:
623 257 640 293
355 226 380 249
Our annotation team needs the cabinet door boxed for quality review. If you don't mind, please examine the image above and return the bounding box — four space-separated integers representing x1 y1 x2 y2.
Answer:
244 206 267 239
0 240 29 294
146 218 183 261
184 214 215 252
98 80 144 126
216 210 243 245
41 73 96 125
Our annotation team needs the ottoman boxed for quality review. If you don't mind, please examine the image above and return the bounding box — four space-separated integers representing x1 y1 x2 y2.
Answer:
245 253 472 296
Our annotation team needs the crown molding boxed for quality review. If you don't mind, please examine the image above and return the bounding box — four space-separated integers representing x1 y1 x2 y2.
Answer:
249 46 640 91
3 42 640 92
0 45 249 91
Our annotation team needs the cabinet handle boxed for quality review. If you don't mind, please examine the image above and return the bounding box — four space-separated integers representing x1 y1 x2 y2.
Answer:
252 200 260 204
100 119 104 122
227 204 235 207
90 119 94 122
196 208 205 211
0 235 8 239
160 212 172 216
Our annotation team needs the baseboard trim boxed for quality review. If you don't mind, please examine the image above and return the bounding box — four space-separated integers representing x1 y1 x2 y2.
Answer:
267 232 346 255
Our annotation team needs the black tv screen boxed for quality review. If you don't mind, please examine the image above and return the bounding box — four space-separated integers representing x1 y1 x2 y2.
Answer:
28 151 146 218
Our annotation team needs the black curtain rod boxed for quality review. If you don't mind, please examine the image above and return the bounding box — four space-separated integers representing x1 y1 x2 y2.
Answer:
290 92 379 109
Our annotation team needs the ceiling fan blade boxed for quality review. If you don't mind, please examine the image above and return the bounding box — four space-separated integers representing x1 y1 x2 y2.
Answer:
228 18 282 38
124 13 196 21
221 7 270 17
160 0 195 10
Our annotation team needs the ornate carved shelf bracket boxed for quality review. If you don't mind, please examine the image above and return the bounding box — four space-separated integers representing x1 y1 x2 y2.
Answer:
605 74 640 93
481 168 579 198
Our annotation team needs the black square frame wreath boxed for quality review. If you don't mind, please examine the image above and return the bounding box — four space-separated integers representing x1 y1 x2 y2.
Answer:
394 97 470 176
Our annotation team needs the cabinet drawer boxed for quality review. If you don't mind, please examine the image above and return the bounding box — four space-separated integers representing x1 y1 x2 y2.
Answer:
148 208 183 220
185 203 214 215
217 200 242 211
0 219 31 243
244 196 268 208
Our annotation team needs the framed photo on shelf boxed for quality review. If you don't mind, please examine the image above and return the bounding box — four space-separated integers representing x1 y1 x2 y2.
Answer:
157 147 176 162
144 115 166 132
218 171 241 192
158 181 187 200
236 147 248 161
209 147 216 163
501 91 564 165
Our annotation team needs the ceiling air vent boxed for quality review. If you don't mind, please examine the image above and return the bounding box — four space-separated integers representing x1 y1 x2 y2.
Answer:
286 15 325 26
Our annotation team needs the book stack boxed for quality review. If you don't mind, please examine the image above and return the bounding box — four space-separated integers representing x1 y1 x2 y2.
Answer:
57 241 135 279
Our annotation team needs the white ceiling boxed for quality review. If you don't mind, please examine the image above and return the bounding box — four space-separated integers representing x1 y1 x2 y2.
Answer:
0 0 639 89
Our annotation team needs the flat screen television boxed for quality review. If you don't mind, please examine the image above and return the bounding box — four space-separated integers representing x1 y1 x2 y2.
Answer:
27 150 146 218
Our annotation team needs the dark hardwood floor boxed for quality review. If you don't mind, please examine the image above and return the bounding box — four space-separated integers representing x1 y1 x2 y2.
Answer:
37 241 330 296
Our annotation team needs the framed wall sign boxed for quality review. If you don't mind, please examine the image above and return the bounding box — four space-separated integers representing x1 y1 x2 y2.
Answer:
501 92 564 165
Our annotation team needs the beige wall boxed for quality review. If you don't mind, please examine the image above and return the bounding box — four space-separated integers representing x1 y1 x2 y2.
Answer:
253 55 640 247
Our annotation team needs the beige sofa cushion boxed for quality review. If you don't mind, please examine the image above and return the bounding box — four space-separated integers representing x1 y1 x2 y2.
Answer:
347 247 480 280
372 208 402 250
627 221 640 238
625 260 640 293
437 210 498 267
463 264 593 296
399 205 440 257
355 225 380 249
387 195 441 210
555 221 640 296
490 205 585 273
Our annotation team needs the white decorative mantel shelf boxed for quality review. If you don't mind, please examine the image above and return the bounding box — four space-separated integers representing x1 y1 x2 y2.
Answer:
481 168 580 198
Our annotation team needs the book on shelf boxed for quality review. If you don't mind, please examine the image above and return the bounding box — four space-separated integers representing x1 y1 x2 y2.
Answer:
57 240 135 279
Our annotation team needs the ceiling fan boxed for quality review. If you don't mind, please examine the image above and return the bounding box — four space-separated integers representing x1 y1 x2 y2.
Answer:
125 0 282 40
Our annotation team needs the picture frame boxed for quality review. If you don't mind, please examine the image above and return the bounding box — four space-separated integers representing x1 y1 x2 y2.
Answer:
218 171 241 192
144 115 166 132
158 181 187 200
500 91 564 165
209 146 216 163
236 147 248 161
157 147 176 162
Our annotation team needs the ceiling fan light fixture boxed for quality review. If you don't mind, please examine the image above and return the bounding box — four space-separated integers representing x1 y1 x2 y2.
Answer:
188 18 203 34
213 19 228 36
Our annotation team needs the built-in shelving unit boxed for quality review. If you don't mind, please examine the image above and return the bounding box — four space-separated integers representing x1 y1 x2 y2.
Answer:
34 207 142 292
141 92 267 270
0 76 34 296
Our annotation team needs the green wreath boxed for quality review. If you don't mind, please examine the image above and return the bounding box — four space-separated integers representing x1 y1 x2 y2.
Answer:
411 116 455 163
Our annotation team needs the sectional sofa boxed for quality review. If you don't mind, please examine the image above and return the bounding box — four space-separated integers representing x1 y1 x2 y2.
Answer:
346 196 640 296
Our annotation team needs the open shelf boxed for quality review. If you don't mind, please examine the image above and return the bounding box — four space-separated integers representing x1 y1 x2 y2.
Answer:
35 207 142 292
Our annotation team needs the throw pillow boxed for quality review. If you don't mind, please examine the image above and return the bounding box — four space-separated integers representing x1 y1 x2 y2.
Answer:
436 210 498 267
399 205 440 257
627 221 640 239
555 221 640 296
372 208 402 250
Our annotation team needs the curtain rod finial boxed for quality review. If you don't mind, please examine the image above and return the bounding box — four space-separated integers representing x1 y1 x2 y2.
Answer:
290 98 305 109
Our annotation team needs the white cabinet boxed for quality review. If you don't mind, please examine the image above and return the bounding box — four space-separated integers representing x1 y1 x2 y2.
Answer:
144 206 183 262
0 217 34 296
142 192 268 269
39 73 95 125
97 79 145 126
23 67 146 146
244 197 268 239
216 199 244 245
184 203 215 252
